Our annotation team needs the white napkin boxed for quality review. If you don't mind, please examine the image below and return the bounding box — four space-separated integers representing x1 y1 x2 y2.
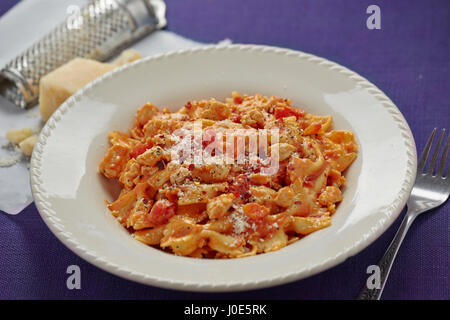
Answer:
0 0 229 214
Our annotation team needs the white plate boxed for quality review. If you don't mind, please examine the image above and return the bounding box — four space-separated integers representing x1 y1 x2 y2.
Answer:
30 45 417 292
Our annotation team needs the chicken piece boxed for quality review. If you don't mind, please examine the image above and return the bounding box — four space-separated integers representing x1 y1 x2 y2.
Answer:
199 99 231 120
206 193 234 219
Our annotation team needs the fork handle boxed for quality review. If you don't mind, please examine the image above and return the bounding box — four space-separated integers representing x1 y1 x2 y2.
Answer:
357 210 416 300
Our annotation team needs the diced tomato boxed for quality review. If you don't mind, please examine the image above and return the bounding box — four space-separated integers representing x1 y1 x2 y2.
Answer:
242 203 276 238
185 101 192 109
303 177 315 188
233 96 243 104
242 203 269 221
255 222 273 238
147 199 176 226
273 106 305 119
130 141 153 159
229 174 250 199
231 114 241 123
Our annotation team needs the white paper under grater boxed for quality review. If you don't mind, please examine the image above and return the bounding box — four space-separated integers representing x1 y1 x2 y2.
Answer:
0 0 166 109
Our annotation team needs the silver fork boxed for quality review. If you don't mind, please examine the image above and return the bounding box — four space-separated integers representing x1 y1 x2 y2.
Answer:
358 128 450 300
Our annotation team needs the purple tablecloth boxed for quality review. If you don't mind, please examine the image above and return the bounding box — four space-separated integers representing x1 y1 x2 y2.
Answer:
0 0 449 299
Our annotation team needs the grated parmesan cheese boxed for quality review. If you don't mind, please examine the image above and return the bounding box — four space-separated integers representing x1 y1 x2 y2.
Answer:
230 210 250 235
0 156 20 168
0 144 23 168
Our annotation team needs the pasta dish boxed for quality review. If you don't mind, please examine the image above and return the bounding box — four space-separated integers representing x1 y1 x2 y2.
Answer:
99 92 358 258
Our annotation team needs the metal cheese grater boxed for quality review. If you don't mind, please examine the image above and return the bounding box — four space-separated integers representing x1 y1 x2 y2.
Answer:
0 0 167 109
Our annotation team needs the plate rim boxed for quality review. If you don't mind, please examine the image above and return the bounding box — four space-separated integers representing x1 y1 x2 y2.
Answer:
30 44 417 292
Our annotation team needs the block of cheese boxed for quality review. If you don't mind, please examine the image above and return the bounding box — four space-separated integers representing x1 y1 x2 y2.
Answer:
112 49 142 67
6 128 33 145
19 135 37 156
39 58 115 121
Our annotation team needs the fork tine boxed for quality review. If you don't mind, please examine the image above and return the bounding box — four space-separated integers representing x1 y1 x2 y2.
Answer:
436 132 450 177
418 128 436 173
427 129 446 175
